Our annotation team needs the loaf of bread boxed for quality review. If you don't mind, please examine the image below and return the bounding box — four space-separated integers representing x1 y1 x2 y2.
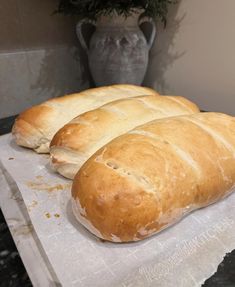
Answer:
12 85 157 153
72 112 235 242
50 95 199 179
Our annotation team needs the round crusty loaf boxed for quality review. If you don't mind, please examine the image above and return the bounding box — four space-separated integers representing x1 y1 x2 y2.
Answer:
50 94 199 179
12 84 158 153
72 112 235 242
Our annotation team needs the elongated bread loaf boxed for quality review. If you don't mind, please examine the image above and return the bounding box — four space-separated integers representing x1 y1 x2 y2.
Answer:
72 112 235 242
50 95 199 179
12 84 157 153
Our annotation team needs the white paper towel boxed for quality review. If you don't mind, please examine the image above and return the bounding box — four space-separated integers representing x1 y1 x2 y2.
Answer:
0 134 235 287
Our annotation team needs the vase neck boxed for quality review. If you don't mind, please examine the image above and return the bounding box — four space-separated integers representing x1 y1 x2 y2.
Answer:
96 11 142 28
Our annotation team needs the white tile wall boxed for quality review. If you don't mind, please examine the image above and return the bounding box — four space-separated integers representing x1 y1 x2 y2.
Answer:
26 46 89 106
0 47 89 118
0 52 31 118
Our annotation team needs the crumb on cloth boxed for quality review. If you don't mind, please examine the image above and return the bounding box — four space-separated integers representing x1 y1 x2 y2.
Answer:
26 180 71 192
45 212 51 219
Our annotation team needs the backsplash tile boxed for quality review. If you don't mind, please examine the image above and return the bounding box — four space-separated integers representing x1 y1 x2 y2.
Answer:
0 47 89 118
0 52 31 118
26 46 89 106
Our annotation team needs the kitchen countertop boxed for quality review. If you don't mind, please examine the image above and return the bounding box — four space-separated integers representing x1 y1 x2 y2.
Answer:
0 115 234 287
0 115 32 287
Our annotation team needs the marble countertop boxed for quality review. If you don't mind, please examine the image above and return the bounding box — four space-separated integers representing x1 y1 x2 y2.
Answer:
0 209 32 287
0 115 234 287
0 115 32 286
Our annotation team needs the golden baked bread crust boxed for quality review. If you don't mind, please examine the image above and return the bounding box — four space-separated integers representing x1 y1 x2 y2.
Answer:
50 95 199 179
72 112 235 242
12 84 158 153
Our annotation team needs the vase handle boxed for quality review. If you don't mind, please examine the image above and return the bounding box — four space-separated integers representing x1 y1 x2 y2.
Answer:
76 19 96 54
138 16 156 50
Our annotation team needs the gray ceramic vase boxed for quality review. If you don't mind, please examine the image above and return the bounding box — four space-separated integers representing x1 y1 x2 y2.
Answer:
76 12 156 86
